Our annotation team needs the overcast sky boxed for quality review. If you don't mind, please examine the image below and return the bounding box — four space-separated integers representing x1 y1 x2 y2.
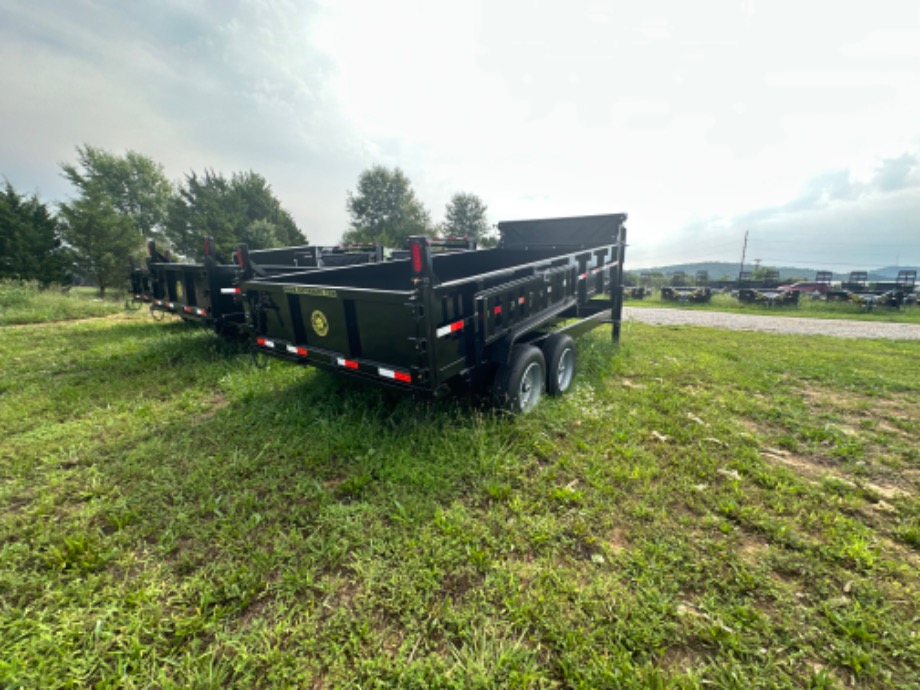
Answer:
2 0 919 270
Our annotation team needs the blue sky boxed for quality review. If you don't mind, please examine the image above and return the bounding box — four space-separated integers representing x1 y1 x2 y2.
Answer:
1 0 918 269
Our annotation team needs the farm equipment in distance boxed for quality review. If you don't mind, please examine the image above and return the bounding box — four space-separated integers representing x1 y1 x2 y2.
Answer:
661 286 712 303
735 287 800 306
236 214 628 414
827 270 917 311
622 286 651 299
660 270 712 304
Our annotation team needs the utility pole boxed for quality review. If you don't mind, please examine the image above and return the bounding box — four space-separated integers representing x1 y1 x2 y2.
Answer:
738 230 749 281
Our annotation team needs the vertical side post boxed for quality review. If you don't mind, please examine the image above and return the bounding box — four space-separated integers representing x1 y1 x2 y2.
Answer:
408 236 437 389
611 224 627 343
236 243 252 281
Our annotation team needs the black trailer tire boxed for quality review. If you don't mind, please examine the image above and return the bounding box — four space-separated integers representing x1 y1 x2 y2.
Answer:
542 333 576 396
492 345 546 414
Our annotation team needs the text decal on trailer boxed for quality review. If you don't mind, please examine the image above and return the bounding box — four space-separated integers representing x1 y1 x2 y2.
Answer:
283 287 338 298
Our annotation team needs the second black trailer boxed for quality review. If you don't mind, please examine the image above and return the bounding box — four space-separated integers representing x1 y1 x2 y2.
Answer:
137 239 383 334
236 214 628 413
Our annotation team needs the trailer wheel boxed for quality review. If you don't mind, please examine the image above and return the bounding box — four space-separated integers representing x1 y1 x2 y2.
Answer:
542 333 576 396
492 345 545 414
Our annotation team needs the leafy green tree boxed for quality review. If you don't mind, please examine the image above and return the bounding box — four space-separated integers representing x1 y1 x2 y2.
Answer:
442 192 495 246
58 185 140 296
343 166 432 247
166 170 305 259
61 145 173 241
0 181 70 284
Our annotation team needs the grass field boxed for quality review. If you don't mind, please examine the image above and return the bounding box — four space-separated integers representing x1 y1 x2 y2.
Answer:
1 309 918 688
0 280 126 326
625 291 920 324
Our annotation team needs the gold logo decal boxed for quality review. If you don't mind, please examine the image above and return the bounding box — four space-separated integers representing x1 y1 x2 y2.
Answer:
284 286 337 298
311 310 329 337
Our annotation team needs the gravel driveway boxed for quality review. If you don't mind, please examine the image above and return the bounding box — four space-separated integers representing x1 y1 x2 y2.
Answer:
623 307 920 340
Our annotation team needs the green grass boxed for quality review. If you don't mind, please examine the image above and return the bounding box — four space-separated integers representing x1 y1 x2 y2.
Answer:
1 313 919 688
0 280 126 326
625 291 920 323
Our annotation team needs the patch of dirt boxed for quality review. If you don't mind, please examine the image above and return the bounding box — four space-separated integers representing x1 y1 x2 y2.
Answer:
738 533 769 565
660 644 708 674
877 421 909 436
865 482 911 500
238 597 270 627
2 312 135 329
324 578 360 611
801 659 848 686
801 386 852 409
738 418 770 437
191 391 229 424
607 527 629 555
759 448 832 478
442 570 477 602
880 537 920 569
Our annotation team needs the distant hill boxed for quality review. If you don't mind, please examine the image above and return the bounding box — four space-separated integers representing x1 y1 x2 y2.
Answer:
626 261 919 282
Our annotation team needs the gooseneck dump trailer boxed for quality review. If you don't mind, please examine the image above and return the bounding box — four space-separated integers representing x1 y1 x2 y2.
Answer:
136 239 382 335
238 214 627 413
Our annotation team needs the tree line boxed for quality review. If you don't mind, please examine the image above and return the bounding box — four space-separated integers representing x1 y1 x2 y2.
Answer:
1 146 492 295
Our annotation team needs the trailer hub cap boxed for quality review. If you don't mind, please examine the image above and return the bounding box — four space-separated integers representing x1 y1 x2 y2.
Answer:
556 348 574 391
519 361 543 413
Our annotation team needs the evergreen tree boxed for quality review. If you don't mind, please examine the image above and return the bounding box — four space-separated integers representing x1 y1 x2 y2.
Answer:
166 170 305 259
442 192 495 246
58 185 139 296
0 181 70 284
343 166 432 247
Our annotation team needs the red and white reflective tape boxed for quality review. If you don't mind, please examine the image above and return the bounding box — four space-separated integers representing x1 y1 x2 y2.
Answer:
518 296 525 305
134 293 140 299
256 337 275 348
337 357 359 370
220 287 241 295
286 344 308 357
166 302 175 309
578 272 588 281
184 306 194 313
378 367 411 383
436 320 464 338
196 308 207 316
154 300 164 306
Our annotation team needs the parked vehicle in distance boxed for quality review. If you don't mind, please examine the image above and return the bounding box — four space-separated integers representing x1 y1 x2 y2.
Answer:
777 281 829 295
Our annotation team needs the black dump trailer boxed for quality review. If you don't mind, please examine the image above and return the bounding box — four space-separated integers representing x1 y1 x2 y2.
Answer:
237 214 627 413
128 257 153 300
136 239 383 334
